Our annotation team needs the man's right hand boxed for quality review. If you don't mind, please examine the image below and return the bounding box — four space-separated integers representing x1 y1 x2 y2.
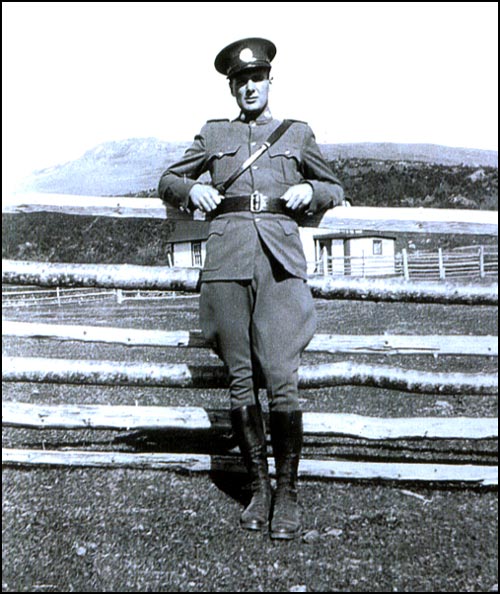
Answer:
189 184 223 212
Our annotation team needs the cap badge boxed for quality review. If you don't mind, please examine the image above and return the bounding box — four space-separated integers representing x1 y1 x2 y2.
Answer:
239 48 257 64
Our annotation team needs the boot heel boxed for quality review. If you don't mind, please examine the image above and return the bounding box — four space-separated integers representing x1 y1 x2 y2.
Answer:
270 410 303 541
270 487 301 539
240 483 272 530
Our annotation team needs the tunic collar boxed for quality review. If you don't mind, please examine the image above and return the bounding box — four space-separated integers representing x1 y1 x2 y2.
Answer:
237 107 273 125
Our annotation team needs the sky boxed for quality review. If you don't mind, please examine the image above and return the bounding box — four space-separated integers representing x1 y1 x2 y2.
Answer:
2 1 498 189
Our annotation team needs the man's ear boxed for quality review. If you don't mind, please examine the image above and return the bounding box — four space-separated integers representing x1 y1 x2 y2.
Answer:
228 79 235 97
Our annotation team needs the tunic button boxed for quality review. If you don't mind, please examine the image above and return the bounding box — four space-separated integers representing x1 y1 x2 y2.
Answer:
252 165 258 170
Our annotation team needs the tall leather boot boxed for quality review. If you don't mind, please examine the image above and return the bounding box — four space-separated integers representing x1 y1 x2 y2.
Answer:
270 410 303 540
230 404 272 531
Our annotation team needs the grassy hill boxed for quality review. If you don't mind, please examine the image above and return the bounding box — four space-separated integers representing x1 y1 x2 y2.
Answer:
330 159 498 211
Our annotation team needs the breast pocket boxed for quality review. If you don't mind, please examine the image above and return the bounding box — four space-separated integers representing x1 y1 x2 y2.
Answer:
267 146 302 185
208 147 241 186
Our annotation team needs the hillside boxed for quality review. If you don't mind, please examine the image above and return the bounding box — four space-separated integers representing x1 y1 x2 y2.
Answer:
17 137 498 198
18 138 192 197
330 159 498 211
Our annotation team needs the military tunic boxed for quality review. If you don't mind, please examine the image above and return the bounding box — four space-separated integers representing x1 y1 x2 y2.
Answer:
158 111 343 411
159 112 343 281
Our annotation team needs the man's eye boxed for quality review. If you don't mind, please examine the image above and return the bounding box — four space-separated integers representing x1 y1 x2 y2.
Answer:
235 74 266 87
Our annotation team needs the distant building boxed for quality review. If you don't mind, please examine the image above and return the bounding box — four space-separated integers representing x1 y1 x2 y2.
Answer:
309 231 397 277
166 221 209 268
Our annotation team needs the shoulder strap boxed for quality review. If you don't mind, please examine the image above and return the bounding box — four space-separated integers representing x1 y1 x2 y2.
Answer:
216 119 294 195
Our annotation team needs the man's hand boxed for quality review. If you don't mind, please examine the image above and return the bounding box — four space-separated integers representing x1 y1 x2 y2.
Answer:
280 183 313 210
189 184 223 212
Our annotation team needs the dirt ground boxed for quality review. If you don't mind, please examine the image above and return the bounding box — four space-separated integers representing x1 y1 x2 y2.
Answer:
2 296 498 592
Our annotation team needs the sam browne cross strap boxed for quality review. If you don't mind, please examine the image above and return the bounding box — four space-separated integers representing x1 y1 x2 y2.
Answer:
215 119 294 195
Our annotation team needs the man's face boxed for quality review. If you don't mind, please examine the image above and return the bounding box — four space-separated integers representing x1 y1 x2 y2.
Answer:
230 68 270 115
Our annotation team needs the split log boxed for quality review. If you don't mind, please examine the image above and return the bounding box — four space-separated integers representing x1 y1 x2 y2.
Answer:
306 333 498 356
302 411 498 440
3 321 498 356
2 448 497 485
317 206 498 237
1 402 212 430
2 260 498 304
2 356 498 395
2 321 208 348
296 458 497 485
3 402 497 439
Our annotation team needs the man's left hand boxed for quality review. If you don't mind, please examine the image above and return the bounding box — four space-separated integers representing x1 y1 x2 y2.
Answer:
280 183 313 211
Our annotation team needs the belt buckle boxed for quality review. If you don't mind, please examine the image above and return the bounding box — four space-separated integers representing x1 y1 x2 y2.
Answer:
250 191 264 213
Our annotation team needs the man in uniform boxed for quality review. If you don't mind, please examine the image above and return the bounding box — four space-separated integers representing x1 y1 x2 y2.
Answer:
158 38 344 540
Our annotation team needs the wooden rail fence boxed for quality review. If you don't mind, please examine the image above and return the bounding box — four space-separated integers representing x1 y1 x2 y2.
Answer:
316 246 498 280
2 193 498 486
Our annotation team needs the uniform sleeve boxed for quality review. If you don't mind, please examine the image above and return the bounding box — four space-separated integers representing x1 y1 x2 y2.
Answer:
157 125 210 213
300 126 344 215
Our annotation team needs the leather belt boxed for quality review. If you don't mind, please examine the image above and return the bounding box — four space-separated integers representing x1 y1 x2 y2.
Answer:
208 192 292 218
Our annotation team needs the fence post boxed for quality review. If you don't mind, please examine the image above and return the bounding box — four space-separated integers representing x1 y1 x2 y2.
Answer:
402 249 410 280
56 287 61 307
438 248 446 280
479 246 485 278
322 248 328 277
116 289 123 304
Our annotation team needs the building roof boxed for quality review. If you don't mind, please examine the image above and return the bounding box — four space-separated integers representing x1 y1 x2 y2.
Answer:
314 232 397 241
166 221 210 243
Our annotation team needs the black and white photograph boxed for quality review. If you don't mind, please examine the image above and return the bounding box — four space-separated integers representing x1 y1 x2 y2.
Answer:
2 2 498 592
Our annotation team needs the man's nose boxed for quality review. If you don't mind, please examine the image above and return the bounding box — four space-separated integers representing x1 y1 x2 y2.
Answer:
245 79 257 92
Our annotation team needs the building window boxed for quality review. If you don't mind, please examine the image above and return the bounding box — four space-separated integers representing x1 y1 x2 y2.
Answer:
191 241 203 267
373 239 383 256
